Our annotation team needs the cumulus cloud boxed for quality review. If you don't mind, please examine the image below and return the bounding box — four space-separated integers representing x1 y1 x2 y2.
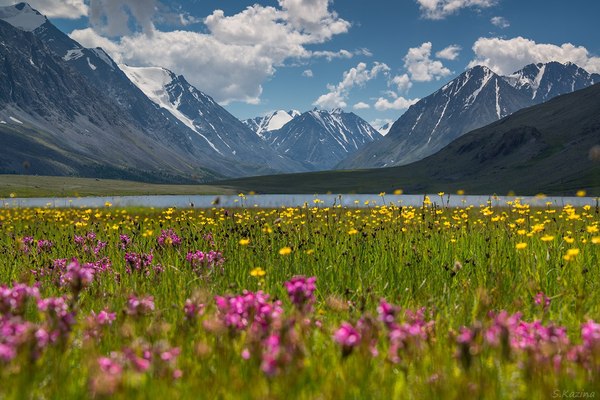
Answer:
70 0 352 105
313 62 390 109
490 16 509 28
404 42 452 82
89 0 157 36
302 69 314 78
374 96 419 111
435 44 461 60
416 0 497 20
353 102 370 110
469 36 600 75
390 74 412 93
0 0 88 19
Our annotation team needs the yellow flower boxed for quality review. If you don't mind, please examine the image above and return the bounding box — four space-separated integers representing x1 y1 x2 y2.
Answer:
379 192 386 197
540 235 554 242
239 238 250 246
566 248 580 257
142 229 154 238
348 228 358 235
250 267 266 277
438 192 445 196
517 229 526 235
393 189 403 195
586 225 599 234
104 201 112 207
9 192 16 198
576 190 586 197
515 242 527 250
456 189 465 195
563 248 580 262
564 236 575 244
591 237 600 245
279 246 292 256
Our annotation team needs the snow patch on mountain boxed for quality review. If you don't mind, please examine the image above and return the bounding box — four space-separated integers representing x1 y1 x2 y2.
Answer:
90 48 115 69
63 49 84 61
243 110 300 138
0 3 46 32
120 64 222 154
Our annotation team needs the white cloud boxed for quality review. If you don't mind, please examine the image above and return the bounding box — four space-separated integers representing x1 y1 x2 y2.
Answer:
374 96 419 111
435 44 461 60
416 0 497 20
390 74 412 93
302 69 314 78
279 0 351 40
404 42 452 82
70 0 351 105
313 62 390 109
0 0 88 19
490 16 509 28
353 102 370 110
469 36 600 75
88 0 157 36
312 49 353 60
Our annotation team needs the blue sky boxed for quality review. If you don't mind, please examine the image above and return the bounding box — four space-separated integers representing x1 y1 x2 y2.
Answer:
12 0 600 128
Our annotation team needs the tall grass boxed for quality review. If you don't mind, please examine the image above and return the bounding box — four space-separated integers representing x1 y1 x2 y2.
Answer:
0 200 599 398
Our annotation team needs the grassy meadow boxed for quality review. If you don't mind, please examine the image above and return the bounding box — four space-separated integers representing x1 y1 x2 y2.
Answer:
1 198 599 398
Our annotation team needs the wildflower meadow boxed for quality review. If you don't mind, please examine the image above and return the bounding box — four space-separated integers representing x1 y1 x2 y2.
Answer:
1 197 599 398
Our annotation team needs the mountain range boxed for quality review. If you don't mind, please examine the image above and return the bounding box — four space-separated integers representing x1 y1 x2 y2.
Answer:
260 109 382 171
1 3 598 193
0 3 302 181
339 62 600 169
215 82 600 195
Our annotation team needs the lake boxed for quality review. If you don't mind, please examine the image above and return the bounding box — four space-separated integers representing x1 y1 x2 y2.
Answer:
2 194 598 208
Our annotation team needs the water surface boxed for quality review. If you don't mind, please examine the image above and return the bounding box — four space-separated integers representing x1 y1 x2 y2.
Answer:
2 194 598 209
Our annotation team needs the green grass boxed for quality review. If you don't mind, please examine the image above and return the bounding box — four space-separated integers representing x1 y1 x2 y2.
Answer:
0 203 599 398
0 174 235 198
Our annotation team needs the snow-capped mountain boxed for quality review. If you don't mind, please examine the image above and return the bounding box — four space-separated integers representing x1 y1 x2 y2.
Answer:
264 109 382 171
0 3 303 179
504 61 600 103
0 2 45 31
372 121 393 136
243 110 300 138
339 62 600 170
120 65 301 172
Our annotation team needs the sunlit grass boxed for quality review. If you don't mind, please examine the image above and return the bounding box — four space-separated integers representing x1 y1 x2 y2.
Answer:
0 200 599 398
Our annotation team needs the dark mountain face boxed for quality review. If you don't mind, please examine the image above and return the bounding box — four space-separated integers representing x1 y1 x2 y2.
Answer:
339 62 600 170
338 66 532 168
119 66 304 174
0 17 220 182
263 109 382 171
0 3 301 180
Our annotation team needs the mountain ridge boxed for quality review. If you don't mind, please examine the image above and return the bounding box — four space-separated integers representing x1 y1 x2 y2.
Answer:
213 83 600 195
339 62 600 170
263 109 382 171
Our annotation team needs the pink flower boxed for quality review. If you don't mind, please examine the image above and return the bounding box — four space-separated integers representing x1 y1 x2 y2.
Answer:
377 299 399 329
333 322 361 352
126 295 155 316
534 292 551 310
581 320 600 348
284 276 317 312
156 229 181 247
